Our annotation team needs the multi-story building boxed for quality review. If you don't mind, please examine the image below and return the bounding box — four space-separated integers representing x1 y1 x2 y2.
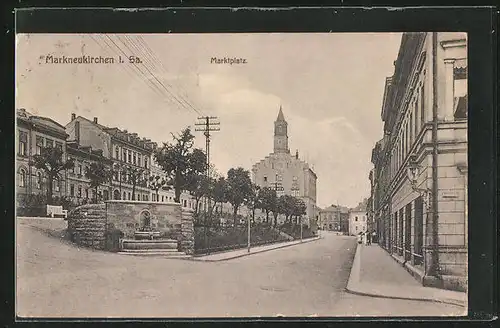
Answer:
16 108 69 207
349 210 367 236
251 106 318 227
318 205 349 234
66 114 155 202
66 140 113 205
370 32 467 292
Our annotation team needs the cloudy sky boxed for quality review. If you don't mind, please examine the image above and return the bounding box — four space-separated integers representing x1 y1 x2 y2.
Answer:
16 33 402 208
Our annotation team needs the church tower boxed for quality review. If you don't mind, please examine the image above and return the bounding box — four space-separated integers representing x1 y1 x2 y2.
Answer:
274 105 289 154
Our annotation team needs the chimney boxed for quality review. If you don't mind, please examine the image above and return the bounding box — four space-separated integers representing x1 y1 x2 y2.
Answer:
75 121 80 144
71 113 76 121
93 117 98 124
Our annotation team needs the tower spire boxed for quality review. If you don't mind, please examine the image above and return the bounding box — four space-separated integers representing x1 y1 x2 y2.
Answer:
277 105 285 121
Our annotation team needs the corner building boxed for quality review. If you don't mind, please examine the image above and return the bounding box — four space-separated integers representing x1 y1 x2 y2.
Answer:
251 107 318 227
371 32 468 292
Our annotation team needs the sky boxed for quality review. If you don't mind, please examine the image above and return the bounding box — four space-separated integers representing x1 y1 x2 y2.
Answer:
15 32 402 209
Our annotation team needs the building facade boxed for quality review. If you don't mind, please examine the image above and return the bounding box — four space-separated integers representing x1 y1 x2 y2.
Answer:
66 140 113 205
16 108 69 207
251 107 318 227
66 114 154 202
370 32 468 292
318 205 349 234
349 210 367 236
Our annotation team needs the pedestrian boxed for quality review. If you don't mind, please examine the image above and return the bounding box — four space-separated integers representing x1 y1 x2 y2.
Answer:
357 232 363 244
372 231 377 244
362 232 368 245
367 231 372 245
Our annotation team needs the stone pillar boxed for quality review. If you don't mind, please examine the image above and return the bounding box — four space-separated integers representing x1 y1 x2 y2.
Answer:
444 58 456 121
180 207 195 255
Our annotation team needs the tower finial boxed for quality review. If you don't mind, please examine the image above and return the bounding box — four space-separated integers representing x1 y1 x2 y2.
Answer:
277 105 285 121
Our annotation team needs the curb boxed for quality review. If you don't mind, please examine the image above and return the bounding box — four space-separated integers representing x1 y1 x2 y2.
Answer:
344 243 466 308
191 236 322 262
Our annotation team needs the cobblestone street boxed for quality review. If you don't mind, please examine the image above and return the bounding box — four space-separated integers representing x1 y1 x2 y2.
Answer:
16 225 464 318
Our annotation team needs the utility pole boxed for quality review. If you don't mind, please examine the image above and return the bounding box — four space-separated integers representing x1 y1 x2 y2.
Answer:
195 116 220 254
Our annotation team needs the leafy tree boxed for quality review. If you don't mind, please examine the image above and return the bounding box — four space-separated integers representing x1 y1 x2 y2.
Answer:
149 175 168 202
154 127 207 203
31 146 74 204
225 167 252 227
258 187 277 224
85 161 111 203
189 174 210 215
210 176 227 217
127 167 145 200
245 184 261 224
278 195 297 224
292 198 307 226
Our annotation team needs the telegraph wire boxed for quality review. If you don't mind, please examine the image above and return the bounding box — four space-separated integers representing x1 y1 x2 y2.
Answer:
129 36 205 115
103 34 175 104
113 34 201 116
90 34 166 100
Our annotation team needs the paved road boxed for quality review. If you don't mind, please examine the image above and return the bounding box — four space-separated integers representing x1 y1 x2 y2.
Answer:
16 226 464 318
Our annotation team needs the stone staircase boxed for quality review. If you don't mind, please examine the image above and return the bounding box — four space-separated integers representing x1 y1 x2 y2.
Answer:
117 239 191 259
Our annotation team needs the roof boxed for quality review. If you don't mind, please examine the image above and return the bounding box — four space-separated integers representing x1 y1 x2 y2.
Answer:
276 106 285 121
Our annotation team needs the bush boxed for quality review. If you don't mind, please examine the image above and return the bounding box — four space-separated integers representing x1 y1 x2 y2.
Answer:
194 224 290 254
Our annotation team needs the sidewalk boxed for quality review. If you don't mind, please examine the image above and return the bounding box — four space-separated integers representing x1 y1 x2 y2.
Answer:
191 236 321 262
346 244 467 308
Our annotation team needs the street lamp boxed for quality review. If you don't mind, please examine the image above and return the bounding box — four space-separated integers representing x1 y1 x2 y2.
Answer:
406 154 432 208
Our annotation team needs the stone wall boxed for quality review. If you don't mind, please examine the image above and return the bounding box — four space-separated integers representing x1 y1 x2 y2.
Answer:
67 200 195 254
180 207 194 254
67 203 107 250
105 200 182 239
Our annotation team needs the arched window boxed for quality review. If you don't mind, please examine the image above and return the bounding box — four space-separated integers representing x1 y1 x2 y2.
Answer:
18 168 26 187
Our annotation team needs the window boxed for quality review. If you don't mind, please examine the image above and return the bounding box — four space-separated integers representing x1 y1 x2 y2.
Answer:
183 200 187 207
77 164 82 175
414 96 419 138
123 191 126 200
128 151 131 163
355 216 358 222
55 142 63 151
45 139 53 148
36 136 44 155
264 176 267 182
123 149 126 161
128 192 131 200
144 158 148 169
85 188 89 199
161 196 164 202
115 147 119 159
133 152 137 165
77 185 82 198
18 131 27 156
414 197 424 265
18 168 26 187
36 172 43 189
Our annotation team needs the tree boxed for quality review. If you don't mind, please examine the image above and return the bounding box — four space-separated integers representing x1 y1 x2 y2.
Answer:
188 174 210 215
154 127 207 203
292 198 307 226
85 161 110 203
127 167 145 200
209 176 227 218
225 167 252 227
258 187 277 224
31 146 74 204
278 195 297 224
245 184 261 224
149 175 168 202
